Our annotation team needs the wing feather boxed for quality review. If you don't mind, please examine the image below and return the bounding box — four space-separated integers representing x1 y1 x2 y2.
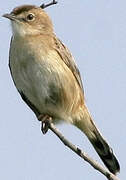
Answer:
53 36 84 95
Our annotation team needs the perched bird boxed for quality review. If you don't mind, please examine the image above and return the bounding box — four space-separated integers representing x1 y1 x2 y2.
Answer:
3 4 120 174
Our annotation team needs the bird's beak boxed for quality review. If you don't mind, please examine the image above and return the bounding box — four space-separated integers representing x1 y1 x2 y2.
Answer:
2 13 17 21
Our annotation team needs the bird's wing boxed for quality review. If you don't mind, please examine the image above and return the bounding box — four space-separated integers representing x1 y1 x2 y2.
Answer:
53 36 84 95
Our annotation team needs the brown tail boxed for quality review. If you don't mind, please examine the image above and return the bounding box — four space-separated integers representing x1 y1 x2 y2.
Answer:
89 126 120 174
74 107 120 174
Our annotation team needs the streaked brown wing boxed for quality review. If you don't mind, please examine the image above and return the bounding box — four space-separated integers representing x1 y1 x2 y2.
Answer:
53 36 84 95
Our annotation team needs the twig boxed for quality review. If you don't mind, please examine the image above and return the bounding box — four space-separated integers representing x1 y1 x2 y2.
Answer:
41 120 120 180
40 0 58 9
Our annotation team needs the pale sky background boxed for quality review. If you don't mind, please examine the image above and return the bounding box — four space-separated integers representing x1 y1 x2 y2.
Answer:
1 0 126 180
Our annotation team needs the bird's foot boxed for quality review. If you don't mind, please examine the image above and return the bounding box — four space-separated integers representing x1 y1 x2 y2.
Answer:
38 114 52 134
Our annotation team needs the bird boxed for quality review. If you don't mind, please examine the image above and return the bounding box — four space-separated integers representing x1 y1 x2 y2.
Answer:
3 4 120 174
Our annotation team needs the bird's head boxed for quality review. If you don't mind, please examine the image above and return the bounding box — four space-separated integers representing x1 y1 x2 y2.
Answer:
3 5 53 37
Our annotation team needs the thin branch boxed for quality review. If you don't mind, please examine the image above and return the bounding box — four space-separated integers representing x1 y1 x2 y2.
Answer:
41 120 120 180
40 0 58 9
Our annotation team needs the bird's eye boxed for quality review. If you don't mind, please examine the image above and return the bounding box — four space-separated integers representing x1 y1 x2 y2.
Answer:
26 13 35 21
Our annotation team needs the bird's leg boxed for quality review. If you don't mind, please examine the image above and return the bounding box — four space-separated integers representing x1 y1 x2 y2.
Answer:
38 114 52 134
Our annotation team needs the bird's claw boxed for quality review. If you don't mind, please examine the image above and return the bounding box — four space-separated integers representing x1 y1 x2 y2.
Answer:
38 114 52 134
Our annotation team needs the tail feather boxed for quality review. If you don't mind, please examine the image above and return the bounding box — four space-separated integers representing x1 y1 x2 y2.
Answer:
90 129 120 174
74 107 120 174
